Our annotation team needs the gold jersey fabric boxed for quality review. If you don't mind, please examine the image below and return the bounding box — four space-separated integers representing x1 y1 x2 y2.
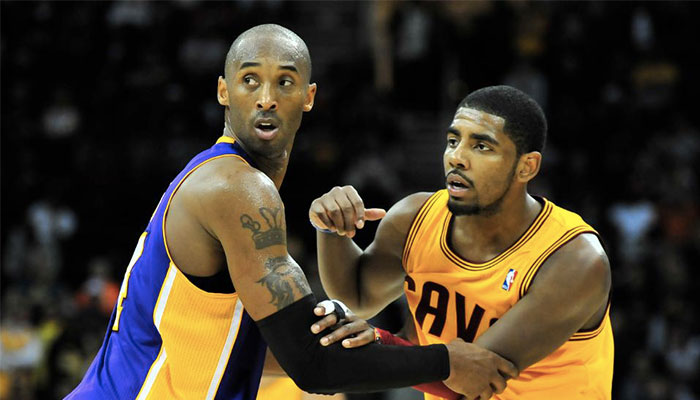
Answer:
402 190 614 400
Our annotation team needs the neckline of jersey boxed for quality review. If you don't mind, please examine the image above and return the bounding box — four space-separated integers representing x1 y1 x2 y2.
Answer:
216 135 236 144
440 195 553 270
215 135 258 168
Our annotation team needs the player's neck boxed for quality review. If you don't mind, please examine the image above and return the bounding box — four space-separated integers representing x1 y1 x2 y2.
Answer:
222 123 290 190
253 154 289 190
450 193 541 263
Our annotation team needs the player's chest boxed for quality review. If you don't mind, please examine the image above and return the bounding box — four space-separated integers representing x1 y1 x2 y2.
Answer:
403 250 537 343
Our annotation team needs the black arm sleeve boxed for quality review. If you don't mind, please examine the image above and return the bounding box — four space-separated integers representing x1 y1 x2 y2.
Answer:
255 294 450 394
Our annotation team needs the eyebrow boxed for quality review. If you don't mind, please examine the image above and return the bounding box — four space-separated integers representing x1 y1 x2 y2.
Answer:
470 133 500 146
447 127 461 136
279 65 299 73
240 61 261 69
238 62 299 74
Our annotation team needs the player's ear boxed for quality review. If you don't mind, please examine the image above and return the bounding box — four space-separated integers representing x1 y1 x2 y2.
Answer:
516 151 542 183
303 83 317 112
217 76 229 106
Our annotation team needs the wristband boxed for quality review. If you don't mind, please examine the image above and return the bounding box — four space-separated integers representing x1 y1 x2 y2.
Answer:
310 219 335 234
375 328 413 346
374 328 382 344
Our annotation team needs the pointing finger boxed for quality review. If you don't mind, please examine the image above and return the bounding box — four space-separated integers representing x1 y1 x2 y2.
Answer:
364 208 387 221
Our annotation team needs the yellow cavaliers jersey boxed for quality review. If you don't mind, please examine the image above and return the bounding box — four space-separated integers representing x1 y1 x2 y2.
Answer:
402 190 614 400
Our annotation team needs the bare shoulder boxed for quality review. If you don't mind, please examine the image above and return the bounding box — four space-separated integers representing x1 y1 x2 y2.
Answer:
371 192 434 255
532 233 611 298
182 156 280 210
380 192 434 234
175 157 282 238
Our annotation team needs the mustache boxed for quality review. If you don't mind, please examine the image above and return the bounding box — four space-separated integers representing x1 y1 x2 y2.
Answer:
254 110 279 121
445 169 475 187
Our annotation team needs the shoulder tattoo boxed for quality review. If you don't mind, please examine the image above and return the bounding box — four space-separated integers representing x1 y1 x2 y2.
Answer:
241 207 286 249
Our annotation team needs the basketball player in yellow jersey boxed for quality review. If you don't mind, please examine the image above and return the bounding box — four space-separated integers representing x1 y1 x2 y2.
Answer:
309 86 614 399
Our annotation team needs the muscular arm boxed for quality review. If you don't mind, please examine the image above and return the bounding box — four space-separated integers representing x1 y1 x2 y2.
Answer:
197 167 465 394
474 233 612 372
314 191 432 318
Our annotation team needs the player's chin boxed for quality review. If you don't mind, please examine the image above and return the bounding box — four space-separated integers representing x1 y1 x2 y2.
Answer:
447 194 474 205
447 198 480 216
247 130 283 147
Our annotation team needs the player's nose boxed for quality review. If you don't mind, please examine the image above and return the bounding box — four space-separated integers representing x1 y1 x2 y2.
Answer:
447 146 470 170
256 83 278 111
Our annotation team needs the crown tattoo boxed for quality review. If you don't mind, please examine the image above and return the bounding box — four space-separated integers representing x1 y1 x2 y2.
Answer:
241 207 286 249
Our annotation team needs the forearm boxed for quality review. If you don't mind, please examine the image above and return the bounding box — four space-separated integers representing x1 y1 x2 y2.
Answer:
375 328 460 400
257 295 450 394
317 231 364 309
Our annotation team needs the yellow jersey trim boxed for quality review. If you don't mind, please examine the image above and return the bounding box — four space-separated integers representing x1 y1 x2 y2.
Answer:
137 265 177 399
518 226 598 298
439 198 553 271
570 302 610 341
402 192 443 268
113 232 148 332
162 151 249 299
216 136 236 145
135 346 167 400
515 226 608 341
204 299 246 399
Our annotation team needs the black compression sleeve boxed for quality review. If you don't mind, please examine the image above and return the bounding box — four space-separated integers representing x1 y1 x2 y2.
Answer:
256 294 450 394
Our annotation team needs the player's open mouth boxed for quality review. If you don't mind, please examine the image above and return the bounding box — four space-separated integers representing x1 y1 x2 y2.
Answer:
254 119 279 141
446 174 471 197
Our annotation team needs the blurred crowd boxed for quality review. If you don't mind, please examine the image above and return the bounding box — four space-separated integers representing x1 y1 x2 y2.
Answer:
2 1 699 399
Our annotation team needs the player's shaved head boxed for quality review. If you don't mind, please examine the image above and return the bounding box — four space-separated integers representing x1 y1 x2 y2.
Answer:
225 24 312 83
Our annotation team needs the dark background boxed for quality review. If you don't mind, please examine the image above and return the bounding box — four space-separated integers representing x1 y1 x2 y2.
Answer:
1 1 699 399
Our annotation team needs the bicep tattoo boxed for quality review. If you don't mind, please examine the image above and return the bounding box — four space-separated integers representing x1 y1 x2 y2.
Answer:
241 207 286 249
257 257 311 310
241 207 309 309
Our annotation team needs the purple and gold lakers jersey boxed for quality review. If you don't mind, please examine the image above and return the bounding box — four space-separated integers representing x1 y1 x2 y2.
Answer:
67 136 267 400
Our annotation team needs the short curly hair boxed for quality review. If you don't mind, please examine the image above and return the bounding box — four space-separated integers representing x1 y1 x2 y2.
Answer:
459 85 547 155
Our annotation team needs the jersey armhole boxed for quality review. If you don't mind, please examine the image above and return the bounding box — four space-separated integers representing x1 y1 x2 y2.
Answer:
518 227 599 298
517 227 609 340
401 192 443 273
570 298 610 341
162 154 249 296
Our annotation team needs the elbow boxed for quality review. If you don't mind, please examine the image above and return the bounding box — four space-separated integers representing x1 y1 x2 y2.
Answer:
353 294 384 320
286 363 336 394
293 379 328 395
319 284 360 311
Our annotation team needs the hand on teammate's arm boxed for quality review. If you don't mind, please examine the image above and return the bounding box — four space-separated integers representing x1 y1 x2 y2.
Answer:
264 302 377 376
310 301 377 348
310 301 516 400
309 306 462 399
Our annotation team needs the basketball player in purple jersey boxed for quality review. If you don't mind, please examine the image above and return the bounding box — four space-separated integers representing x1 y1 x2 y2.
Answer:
66 24 517 400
